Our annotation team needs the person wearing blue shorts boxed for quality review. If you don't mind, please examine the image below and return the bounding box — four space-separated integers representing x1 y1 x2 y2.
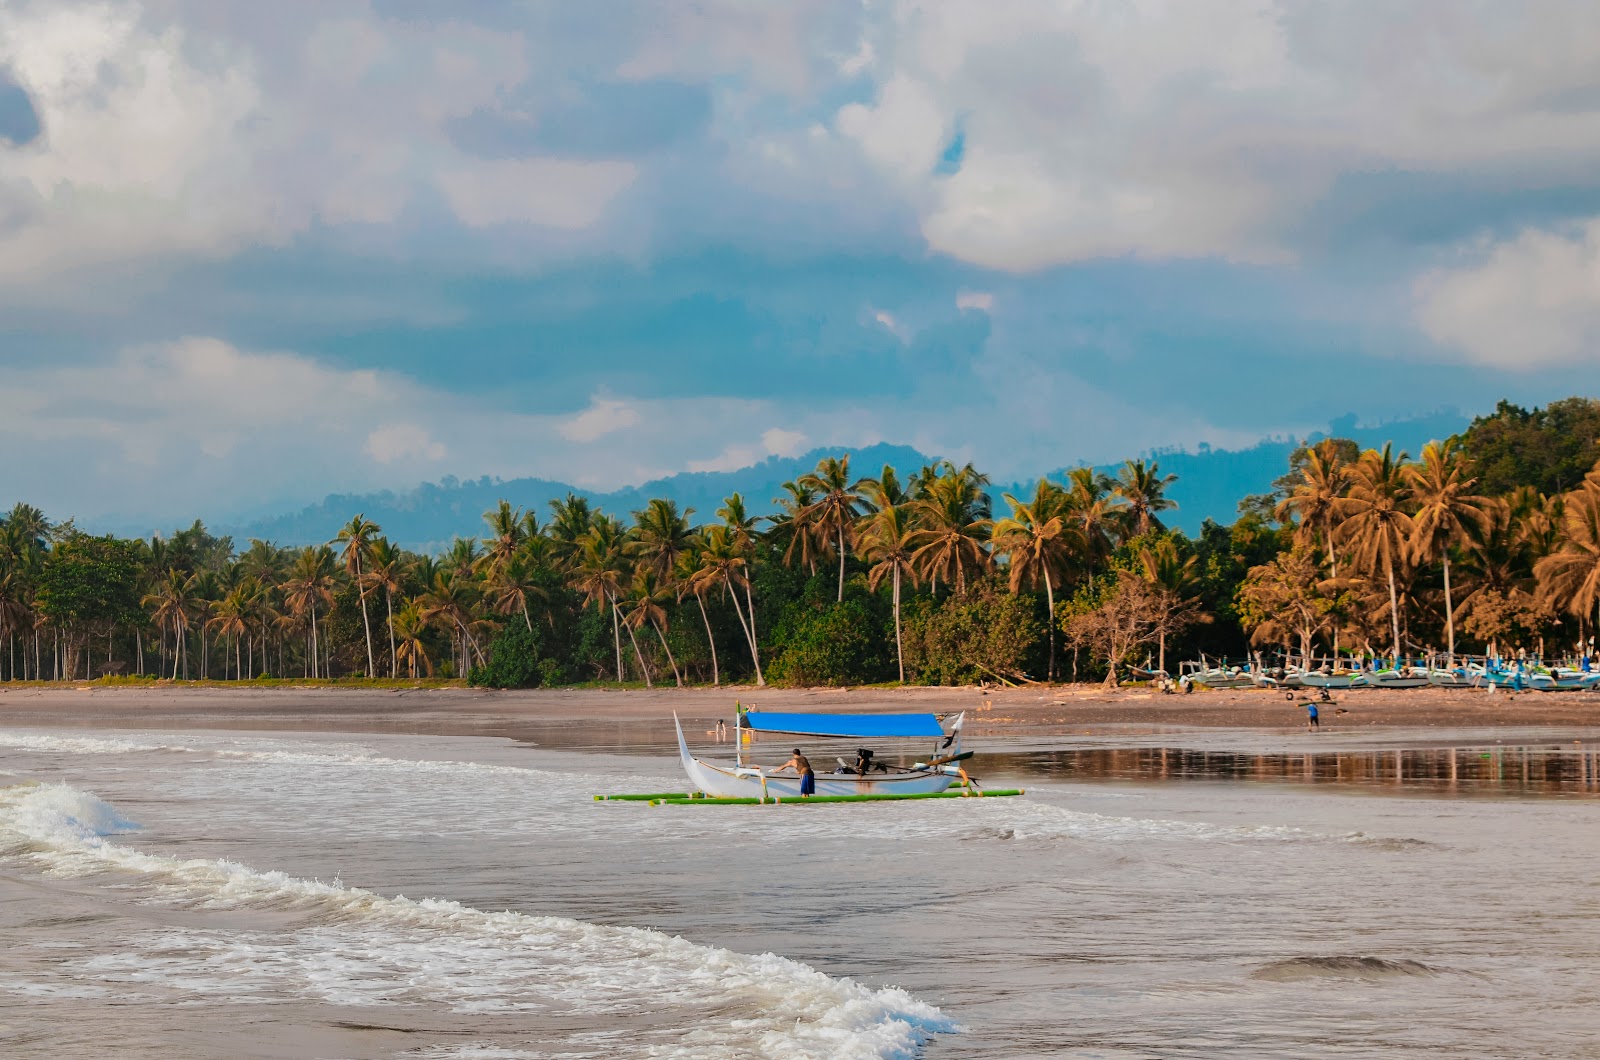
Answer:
774 748 815 796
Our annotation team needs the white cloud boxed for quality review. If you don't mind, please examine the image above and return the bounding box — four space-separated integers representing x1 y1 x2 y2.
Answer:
955 290 993 312
437 159 638 230
1416 219 1600 368
557 396 643 443
761 427 808 457
365 425 447 464
828 1 1600 270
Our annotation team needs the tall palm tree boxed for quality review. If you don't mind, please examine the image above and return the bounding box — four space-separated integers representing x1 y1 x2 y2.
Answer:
630 498 695 581
208 586 249 680
569 516 635 682
857 464 910 515
910 468 992 593
799 455 861 602
1138 538 1200 675
717 494 766 683
546 493 595 569
1113 459 1178 540
1275 438 1351 577
677 545 719 686
486 551 547 632
335 514 381 678
365 538 405 677
1407 442 1492 661
1334 444 1413 661
1065 467 1121 582
693 524 763 685
280 546 336 679
857 504 919 683
992 478 1074 680
480 500 533 576
626 567 681 687
142 569 197 679
1535 483 1600 634
769 481 823 575
392 601 434 678
420 569 486 673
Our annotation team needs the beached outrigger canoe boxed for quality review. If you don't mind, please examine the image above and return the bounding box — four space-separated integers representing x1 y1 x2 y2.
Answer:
673 709 971 799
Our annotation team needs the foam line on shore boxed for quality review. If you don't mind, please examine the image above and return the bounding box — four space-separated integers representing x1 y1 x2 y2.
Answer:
0 781 957 1059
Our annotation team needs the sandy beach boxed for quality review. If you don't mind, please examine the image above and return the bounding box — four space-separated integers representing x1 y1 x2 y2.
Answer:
3 682 1599 740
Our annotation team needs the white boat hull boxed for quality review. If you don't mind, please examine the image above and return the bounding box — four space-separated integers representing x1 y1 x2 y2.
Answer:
674 715 956 798
1300 672 1361 690
1356 671 1431 689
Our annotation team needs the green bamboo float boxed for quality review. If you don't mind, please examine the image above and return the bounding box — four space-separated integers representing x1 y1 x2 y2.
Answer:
646 788 1025 806
593 792 705 801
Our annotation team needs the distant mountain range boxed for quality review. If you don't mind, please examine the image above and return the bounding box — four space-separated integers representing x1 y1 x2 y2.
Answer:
219 411 1470 552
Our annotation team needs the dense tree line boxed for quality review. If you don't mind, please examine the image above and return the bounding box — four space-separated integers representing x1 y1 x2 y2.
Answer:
3 397 1599 688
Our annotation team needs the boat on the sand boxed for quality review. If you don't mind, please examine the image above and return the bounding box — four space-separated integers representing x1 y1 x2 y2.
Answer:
674 709 972 799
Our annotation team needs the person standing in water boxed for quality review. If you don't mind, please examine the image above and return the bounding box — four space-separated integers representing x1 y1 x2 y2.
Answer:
773 748 815 796
1306 701 1320 730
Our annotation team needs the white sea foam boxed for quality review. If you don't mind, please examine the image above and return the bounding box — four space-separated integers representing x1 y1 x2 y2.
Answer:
0 782 956 1059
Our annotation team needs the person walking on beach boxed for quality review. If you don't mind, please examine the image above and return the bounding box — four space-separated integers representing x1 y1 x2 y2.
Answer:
773 748 815 797
1306 701 1320 730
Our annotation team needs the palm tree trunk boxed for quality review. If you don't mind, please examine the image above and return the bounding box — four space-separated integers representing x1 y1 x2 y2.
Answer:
356 557 375 677
310 605 319 679
383 589 396 677
742 580 765 686
1443 554 1456 662
521 598 533 632
1385 551 1401 663
893 565 904 684
837 524 846 603
1044 566 1057 681
652 619 682 687
621 612 653 688
609 594 624 681
695 591 719 686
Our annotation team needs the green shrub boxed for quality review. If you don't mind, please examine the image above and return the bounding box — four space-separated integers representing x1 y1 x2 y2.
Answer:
903 578 1042 685
766 599 888 686
469 623 544 689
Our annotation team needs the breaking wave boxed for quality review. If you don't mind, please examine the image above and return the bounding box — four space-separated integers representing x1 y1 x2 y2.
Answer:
1251 956 1443 982
0 782 956 1059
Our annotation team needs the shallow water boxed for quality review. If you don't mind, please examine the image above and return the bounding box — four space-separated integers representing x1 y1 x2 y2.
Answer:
1 726 1597 1058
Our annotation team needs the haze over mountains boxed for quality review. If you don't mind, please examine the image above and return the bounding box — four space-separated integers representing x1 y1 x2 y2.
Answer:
215 410 1470 553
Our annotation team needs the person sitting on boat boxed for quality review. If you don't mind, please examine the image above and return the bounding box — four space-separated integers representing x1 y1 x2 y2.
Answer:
855 747 876 775
772 748 816 797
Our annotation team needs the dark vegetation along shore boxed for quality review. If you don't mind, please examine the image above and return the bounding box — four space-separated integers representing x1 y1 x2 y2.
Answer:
4 397 1600 694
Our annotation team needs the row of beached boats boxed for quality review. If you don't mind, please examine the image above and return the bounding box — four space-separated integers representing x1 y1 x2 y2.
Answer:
1174 659 1600 692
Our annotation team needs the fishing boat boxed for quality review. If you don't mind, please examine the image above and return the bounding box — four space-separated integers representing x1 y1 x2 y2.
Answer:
1425 667 1477 688
673 709 970 799
1356 668 1432 689
1526 668 1600 692
1177 661 1265 690
1299 670 1364 690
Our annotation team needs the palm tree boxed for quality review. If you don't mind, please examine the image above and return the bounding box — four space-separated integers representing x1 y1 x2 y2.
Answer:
992 479 1074 680
717 494 766 683
677 545 719 686
420 569 486 674
1275 438 1351 577
630 498 695 581
626 567 682 687
799 455 861 602
1138 538 1200 675
142 569 197 679
858 504 918 683
1535 483 1600 635
486 551 547 632
280 546 337 678
208 587 249 680
569 516 636 682
365 538 405 677
1407 442 1492 662
480 500 534 576
1065 467 1120 582
693 524 763 685
546 493 595 569
335 514 381 678
392 601 434 678
1113 459 1178 540
769 481 822 575
1334 445 1413 662
910 468 991 593
857 464 910 515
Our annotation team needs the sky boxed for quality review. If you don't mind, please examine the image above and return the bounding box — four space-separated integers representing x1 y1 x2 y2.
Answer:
3 1 1600 526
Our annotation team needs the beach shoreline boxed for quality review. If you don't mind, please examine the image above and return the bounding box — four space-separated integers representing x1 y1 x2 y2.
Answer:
3 682 1599 741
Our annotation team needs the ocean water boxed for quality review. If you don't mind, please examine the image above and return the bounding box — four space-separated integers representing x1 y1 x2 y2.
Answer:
1 725 1597 1058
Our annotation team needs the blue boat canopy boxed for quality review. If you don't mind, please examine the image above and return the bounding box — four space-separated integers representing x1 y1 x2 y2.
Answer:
740 711 946 739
